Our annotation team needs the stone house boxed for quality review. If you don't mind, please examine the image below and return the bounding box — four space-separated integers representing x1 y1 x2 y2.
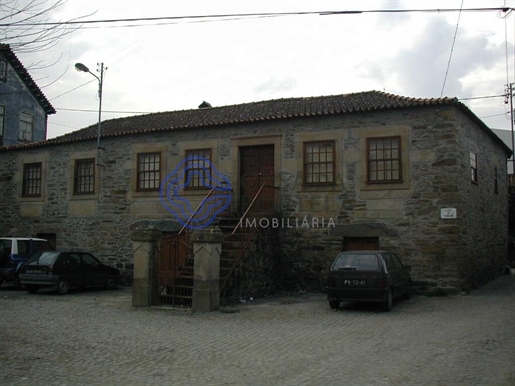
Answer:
0 44 55 146
0 91 511 295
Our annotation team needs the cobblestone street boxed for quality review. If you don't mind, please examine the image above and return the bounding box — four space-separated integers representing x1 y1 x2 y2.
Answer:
1 275 514 386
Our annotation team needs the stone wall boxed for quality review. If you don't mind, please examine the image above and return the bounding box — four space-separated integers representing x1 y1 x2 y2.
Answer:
221 225 281 303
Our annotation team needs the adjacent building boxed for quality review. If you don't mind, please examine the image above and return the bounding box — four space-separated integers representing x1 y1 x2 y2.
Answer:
0 44 56 146
0 91 511 294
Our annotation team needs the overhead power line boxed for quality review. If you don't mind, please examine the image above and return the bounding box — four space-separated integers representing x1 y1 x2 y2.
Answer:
0 7 512 27
440 0 464 97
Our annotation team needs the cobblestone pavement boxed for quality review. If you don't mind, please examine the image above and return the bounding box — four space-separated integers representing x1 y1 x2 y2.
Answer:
1 276 514 386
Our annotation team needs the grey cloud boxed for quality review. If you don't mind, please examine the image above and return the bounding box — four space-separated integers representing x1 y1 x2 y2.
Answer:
366 17 505 98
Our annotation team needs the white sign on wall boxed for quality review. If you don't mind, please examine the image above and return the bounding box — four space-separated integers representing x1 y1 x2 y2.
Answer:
440 208 457 219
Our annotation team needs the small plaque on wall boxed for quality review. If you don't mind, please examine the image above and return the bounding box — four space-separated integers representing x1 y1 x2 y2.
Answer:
440 208 457 219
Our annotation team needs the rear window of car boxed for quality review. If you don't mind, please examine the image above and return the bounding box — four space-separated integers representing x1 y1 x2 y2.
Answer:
27 251 59 265
0 239 12 252
332 254 380 271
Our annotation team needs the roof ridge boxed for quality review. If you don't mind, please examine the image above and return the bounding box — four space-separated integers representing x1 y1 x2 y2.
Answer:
1 90 472 151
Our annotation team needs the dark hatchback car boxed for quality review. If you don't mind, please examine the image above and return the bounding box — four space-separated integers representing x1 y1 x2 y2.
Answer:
19 251 120 295
326 251 411 311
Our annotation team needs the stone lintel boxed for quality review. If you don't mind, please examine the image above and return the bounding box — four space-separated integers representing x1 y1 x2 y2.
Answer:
131 229 162 242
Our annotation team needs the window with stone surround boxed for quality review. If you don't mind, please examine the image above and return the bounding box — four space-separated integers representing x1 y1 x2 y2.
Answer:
367 136 402 183
470 151 478 184
73 158 95 194
185 149 212 188
19 113 34 142
303 141 335 185
22 162 42 197
137 152 161 191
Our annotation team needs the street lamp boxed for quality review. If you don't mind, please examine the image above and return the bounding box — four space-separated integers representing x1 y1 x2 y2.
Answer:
75 62 105 164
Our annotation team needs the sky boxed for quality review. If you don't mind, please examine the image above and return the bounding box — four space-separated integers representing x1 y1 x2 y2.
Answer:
10 0 515 139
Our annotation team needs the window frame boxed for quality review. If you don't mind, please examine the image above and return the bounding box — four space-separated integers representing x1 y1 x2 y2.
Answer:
136 152 161 191
22 162 42 197
303 140 336 186
366 136 402 184
73 158 96 195
19 112 34 142
0 58 6 82
184 149 212 189
470 151 478 184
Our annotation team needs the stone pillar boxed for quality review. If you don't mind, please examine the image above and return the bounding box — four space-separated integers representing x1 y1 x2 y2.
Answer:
191 226 224 312
131 229 162 307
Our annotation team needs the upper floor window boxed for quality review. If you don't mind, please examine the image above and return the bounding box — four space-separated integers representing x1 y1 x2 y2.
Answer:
367 136 402 183
0 59 6 82
470 151 478 184
137 152 161 191
74 159 95 194
185 149 212 188
22 162 42 197
0 105 4 145
19 113 34 142
303 141 335 185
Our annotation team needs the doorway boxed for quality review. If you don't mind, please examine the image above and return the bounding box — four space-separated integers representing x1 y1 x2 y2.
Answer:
343 237 380 251
239 145 274 213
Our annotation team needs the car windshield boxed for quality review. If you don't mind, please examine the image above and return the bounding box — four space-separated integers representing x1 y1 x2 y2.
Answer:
332 254 380 271
27 251 59 265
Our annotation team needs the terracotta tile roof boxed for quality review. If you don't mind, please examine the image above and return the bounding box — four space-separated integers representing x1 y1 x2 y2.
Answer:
0 90 510 156
0 44 56 115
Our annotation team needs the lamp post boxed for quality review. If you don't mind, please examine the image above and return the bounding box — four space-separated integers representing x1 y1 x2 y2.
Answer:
75 62 105 164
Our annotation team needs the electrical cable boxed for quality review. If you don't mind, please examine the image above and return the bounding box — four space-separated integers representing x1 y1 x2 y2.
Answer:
440 0 464 98
0 7 512 28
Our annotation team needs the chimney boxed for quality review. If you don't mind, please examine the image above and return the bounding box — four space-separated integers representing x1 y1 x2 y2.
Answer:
198 101 212 109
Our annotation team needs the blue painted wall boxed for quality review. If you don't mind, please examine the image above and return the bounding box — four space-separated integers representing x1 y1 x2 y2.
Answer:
0 56 48 146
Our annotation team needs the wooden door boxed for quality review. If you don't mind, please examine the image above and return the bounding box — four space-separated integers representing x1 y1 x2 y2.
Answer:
343 237 380 251
239 145 274 213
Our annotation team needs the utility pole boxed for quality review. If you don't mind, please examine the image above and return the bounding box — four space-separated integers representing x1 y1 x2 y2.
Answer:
505 83 515 174
75 62 106 166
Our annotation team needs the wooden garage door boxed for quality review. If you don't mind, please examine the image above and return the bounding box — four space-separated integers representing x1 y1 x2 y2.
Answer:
343 237 380 251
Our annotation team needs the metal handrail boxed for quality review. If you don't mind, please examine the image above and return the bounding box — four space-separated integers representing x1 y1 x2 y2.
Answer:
178 187 217 234
220 184 275 293
231 183 268 236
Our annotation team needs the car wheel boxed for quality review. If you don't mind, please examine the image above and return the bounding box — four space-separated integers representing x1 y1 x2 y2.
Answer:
26 285 39 294
104 275 118 290
329 300 340 310
55 279 70 295
382 289 393 312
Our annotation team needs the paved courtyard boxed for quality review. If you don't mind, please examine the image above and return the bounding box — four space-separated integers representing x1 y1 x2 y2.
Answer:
1 275 514 386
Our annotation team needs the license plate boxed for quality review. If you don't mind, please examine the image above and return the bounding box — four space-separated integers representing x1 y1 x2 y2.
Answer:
25 270 44 274
344 279 366 286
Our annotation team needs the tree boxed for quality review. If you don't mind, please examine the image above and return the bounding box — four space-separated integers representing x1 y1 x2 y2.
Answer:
0 0 87 53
